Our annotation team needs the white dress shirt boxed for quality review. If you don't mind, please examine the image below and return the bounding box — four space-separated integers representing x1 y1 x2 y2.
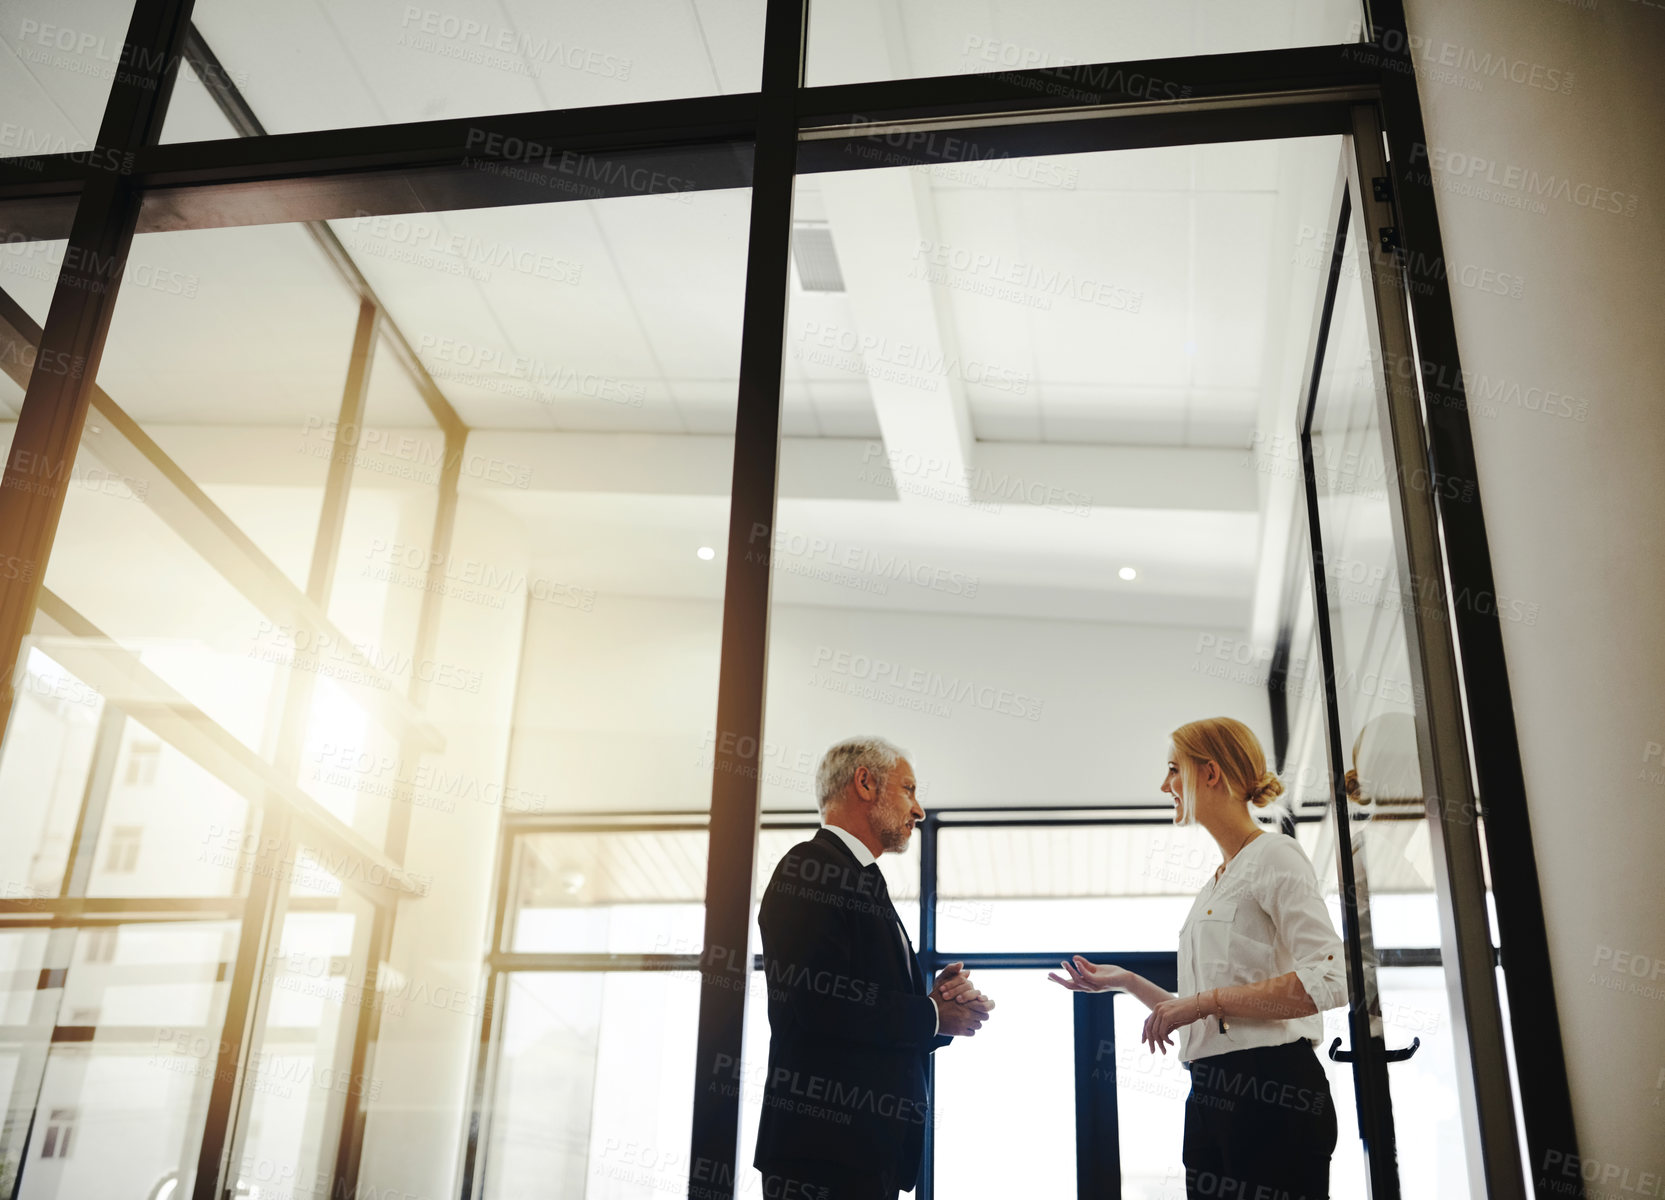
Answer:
820 823 939 1036
1175 831 1348 1063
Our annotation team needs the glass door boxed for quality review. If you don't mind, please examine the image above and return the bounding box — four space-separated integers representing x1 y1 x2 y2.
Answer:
1293 109 1525 1198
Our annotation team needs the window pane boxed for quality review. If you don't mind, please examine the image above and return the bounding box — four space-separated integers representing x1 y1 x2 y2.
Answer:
6 922 240 1200
508 831 707 956
303 332 447 848
484 972 698 1199
338 179 743 1200
330 190 753 828
36 224 380 830
0 642 259 903
295 696 404 852
761 139 1343 842
96 223 362 589
0 931 53 1190
0 648 104 899
33 180 753 1200
77 922 237 1030
43 484 289 754
808 0 1361 87
741 966 1074 1196
164 1 766 142
932 970 1074 1195
1377 965 1471 1197
1111 992 1189 1197
502 826 909 959
1276 514 1337 823
937 825 1212 952
327 333 444 665
35 213 471 888
230 900 376 1200
87 720 251 899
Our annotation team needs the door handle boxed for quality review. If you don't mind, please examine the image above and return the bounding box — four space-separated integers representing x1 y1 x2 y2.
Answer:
1384 1037 1420 1062
1327 1035 1421 1063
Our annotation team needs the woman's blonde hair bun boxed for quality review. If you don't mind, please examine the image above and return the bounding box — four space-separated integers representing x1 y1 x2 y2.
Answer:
1247 769 1285 808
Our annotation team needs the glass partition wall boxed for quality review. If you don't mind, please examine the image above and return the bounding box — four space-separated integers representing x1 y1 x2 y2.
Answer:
0 2 1577 1199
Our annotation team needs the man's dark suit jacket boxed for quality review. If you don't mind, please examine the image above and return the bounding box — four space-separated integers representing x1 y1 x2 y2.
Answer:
753 828 951 1191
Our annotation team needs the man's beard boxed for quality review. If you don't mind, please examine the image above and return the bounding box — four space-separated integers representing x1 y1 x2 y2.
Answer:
873 806 911 853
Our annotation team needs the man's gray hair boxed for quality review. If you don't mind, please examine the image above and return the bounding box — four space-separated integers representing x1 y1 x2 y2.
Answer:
815 736 909 813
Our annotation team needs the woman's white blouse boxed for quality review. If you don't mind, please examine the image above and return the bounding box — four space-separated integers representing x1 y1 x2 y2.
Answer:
1175 831 1349 1063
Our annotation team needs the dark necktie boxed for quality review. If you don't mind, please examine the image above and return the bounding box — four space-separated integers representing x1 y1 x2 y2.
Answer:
864 863 920 991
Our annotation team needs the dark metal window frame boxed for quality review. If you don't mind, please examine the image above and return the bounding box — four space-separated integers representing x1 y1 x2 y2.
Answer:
0 0 1578 1197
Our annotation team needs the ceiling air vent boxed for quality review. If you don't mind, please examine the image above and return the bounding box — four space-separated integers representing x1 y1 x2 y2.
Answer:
791 223 846 292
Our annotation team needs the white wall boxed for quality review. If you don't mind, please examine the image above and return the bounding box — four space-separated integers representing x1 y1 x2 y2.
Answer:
508 592 1270 814
762 604 1269 809
1400 1 1665 1189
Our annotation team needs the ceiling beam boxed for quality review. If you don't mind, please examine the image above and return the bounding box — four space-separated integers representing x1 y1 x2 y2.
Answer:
819 167 975 504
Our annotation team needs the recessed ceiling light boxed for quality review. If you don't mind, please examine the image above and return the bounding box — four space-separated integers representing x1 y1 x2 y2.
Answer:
697 546 716 561
1118 566 1138 581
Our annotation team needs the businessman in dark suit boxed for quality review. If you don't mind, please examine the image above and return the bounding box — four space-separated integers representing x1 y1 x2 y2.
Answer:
754 737 994 1199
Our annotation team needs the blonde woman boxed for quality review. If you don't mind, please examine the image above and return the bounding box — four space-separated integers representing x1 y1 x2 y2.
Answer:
1050 717 1348 1200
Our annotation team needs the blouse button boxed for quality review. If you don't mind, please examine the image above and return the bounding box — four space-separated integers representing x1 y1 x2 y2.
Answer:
1206 908 1212 915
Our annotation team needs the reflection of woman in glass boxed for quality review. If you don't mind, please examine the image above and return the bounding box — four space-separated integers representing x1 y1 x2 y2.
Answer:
1345 710 1430 922
1050 717 1347 1200
1346 712 1423 814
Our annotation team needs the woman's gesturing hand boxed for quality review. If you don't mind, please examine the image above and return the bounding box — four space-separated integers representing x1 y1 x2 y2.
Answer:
1141 995 1203 1054
1047 956 1129 993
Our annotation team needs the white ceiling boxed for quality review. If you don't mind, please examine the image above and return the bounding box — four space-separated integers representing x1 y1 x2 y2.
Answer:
808 0 1361 86
0 0 1360 153
175 0 767 136
325 191 755 435
0 0 137 157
